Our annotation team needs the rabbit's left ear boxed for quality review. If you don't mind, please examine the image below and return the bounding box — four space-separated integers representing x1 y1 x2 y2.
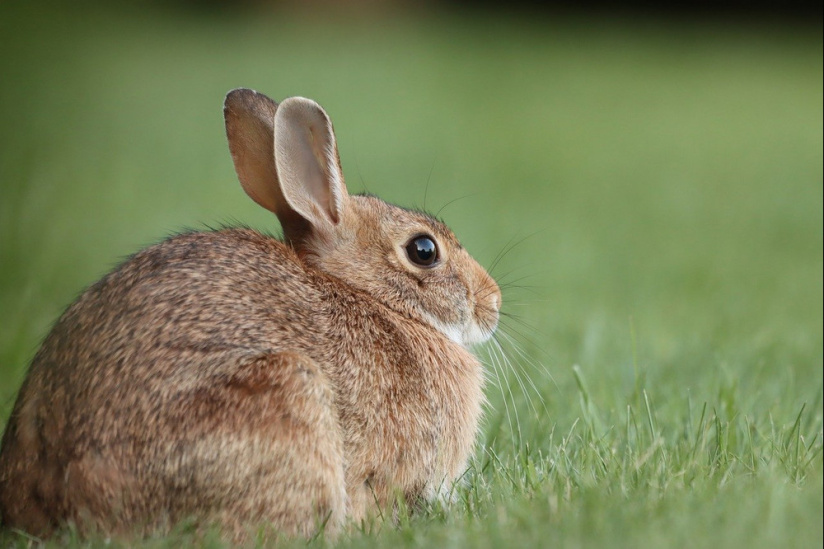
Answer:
224 88 282 215
274 97 348 230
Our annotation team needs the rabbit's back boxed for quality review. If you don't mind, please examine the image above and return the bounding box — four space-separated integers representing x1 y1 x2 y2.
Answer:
31 228 324 403
0 228 346 536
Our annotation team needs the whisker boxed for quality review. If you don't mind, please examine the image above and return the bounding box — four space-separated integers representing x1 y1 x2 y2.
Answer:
422 157 436 213
498 325 559 394
498 330 558 397
499 312 543 335
474 286 501 302
495 333 551 419
479 344 516 447
486 229 546 278
487 340 523 447
497 308 554 348
487 234 522 277
492 336 539 418
434 193 479 219
498 280 544 292
350 146 370 195
496 300 552 308
494 267 546 288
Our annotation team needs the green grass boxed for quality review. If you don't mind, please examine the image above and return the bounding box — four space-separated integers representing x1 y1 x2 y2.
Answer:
1 3 822 548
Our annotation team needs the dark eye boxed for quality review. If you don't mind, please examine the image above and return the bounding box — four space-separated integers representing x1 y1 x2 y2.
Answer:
405 235 439 267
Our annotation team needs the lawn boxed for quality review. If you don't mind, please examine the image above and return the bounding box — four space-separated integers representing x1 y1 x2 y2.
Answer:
0 3 821 548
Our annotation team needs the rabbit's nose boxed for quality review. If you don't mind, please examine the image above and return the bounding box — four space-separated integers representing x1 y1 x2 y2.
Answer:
490 293 500 313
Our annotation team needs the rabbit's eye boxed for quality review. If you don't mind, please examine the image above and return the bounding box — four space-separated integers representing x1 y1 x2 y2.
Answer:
405 236 439 267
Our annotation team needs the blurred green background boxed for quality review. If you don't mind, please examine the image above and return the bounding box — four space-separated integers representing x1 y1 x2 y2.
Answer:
0 1 821 547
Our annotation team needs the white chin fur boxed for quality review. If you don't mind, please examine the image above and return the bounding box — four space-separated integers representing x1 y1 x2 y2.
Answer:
423 313 493 348
461 322 494 346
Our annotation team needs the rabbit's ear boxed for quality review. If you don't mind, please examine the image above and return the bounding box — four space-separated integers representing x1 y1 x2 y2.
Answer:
274 97 348 233
225 89 310 242
224 89 281 213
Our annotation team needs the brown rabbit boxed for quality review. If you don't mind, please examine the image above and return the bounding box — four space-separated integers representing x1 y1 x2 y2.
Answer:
0 89 501 541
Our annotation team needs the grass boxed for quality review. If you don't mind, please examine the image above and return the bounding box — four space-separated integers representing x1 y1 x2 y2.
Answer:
0 2 822 547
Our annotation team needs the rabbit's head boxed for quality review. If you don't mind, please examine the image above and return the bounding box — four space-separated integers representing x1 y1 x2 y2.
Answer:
224 89 500 347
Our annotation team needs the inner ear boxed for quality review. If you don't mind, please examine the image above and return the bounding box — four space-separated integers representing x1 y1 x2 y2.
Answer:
274 97 348 231
306 123 343 224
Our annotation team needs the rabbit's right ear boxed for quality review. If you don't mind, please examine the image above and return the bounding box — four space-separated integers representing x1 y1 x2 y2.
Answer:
224 88 309 243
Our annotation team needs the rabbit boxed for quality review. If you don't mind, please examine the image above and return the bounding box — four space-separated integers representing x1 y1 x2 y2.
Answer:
0 89 501 542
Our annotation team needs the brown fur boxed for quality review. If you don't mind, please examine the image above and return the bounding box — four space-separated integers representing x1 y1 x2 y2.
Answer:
0 90 500 542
